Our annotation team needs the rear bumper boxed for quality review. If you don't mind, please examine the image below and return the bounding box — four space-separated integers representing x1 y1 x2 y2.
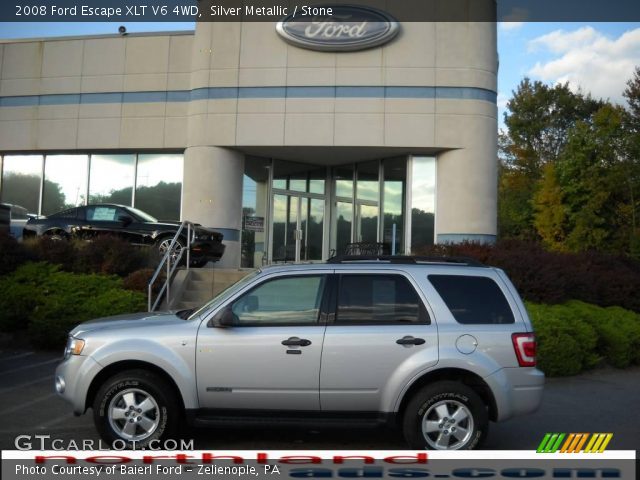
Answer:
190 241 225 263
484 367 545 422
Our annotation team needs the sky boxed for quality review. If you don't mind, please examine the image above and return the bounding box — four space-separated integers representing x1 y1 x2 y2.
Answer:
0 21 639 130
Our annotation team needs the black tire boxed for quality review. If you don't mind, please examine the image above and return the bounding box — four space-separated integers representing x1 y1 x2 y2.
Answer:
402 381 488 450
92 369 180 448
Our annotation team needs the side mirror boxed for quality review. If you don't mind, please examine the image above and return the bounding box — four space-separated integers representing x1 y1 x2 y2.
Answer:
117 215 132 226
208 306 237 328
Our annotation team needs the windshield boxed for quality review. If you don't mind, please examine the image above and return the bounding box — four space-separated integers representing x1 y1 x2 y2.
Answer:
125 206 158 223
188 270 261 320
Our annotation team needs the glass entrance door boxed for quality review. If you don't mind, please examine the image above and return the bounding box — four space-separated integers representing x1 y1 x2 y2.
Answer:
272 194 324 263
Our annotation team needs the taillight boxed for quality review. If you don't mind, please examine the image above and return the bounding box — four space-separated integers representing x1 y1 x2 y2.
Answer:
512 333 536 367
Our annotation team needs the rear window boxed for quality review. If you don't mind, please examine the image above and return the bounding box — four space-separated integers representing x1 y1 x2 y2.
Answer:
428 275 515 324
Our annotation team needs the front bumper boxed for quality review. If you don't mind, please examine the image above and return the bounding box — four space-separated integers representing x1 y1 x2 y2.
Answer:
484 367 545 422
55 355 102 415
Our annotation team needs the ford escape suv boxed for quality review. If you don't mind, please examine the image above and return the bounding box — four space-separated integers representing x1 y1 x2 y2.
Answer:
55 255 544 450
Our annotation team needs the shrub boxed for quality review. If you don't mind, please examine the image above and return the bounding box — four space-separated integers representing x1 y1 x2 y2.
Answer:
73 235 153 276
0 262 56 331
0 262 146 349
565 300 640 368
0 231 30 275
23 236 76 268
123 268 165 295
526 302 600 376
526 300 640 375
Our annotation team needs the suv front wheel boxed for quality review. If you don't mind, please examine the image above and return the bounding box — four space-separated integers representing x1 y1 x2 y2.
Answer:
93 369 180 448
403 381 488 450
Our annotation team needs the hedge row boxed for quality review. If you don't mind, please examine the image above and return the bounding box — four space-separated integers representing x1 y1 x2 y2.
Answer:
0 262 146 349
418 240 640 312
527 300 640 376
0 232 157 277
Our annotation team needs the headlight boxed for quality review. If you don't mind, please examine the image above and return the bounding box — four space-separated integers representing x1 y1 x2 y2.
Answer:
64 337 85 359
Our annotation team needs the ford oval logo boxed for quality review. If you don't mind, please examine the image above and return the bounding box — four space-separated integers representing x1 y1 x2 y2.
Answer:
276 5 400 52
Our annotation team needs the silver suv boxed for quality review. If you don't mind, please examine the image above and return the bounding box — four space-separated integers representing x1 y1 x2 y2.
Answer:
55 256 544 450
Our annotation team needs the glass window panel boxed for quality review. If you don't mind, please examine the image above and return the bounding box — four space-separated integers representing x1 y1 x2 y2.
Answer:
334 165 354 198
135 154 183 221
242 157 270 268
336 201 352 255
289 178 307 192
309 168 325 195
429 275 515 325
356 161 379 202
383 157 406 255
358 204 378 243
0 155 43 214
231 276 325 325
89 154 135 206
411 157 436 252
337 274 428 324
302 198 324 261
272 194 287 262
273 159 312 192
42 155 88 215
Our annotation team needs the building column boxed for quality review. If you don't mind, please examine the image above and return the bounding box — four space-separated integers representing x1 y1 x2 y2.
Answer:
435 116 498 244
182 146 244 268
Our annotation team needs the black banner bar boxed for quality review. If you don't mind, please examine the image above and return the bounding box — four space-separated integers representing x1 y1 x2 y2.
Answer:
1 1 640 23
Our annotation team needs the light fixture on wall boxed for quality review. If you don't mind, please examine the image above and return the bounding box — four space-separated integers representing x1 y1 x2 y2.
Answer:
118 26 127 36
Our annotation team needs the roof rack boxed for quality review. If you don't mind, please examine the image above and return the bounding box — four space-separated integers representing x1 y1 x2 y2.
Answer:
326 255 486 267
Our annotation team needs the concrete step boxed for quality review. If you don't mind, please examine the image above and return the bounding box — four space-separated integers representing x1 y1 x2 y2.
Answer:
185 279 214 293
189 269 249 282
168 268 253 311
174 301 204 310
182 289 214 303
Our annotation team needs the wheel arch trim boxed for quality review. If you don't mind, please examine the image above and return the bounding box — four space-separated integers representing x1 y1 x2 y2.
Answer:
84 358 193 414
393 366 500 423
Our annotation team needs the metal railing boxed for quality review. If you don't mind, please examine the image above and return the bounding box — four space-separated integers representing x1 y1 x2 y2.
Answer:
147 221 196 312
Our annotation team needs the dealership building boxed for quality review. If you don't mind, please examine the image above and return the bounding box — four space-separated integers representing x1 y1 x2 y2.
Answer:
0 14 498 268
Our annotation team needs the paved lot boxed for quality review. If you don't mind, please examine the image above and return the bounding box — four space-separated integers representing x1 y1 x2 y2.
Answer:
0 349 638 451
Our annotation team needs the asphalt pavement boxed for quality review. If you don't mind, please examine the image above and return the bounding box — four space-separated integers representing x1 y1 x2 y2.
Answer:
0 349 638 451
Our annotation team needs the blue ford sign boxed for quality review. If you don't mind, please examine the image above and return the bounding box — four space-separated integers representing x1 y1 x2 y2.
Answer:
276 5 400 52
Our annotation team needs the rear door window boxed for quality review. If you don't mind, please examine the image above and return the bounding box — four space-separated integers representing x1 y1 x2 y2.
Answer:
336 274 429 325
428 275 515 324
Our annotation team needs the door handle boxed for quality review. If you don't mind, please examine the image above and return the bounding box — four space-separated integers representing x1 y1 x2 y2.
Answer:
396 336 425 346
282 337 312 347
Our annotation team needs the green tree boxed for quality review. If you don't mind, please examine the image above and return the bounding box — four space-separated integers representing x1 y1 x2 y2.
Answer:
623 66 640 256
556 105 629 252
498 79 603 240
498 164 537 240
533 163 566 251
502 78 604 175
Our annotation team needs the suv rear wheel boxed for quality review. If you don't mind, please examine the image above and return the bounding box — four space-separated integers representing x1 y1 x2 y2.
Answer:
93 369 179 448
402 381 488 450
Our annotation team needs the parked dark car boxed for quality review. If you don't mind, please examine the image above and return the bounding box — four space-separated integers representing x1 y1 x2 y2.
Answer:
23 204 225 267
